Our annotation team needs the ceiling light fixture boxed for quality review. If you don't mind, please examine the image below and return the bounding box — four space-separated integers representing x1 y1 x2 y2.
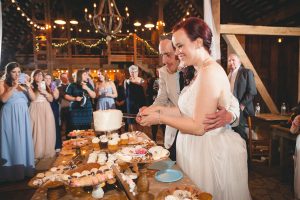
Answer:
70 20 78 25
134 21 141 27
145 23 154 29
54 19 66 25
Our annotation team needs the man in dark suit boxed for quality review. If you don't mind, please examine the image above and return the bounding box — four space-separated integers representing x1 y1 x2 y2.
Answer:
228 53 257 141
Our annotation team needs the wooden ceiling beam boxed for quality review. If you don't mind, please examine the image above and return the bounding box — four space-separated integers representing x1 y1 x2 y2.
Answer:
254 1 300 25
220 24 300 36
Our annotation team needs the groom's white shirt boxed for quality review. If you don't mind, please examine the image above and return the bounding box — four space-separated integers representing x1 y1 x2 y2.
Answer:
153 66 180 149
153 66 240 149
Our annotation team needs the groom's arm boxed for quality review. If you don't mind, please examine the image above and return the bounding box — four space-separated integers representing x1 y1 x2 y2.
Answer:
203 94 240 131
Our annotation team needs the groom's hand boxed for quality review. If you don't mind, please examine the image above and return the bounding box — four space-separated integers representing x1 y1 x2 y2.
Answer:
203 106 233 131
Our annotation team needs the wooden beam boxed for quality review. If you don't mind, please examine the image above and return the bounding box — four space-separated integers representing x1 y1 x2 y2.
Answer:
298 38 300 102
222 34 279 114
255 1 300 25
212 0 220 33
133 33 137 64
220 24 300 36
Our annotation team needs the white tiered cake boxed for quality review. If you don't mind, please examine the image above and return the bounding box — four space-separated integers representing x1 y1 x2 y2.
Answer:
93 109 123 132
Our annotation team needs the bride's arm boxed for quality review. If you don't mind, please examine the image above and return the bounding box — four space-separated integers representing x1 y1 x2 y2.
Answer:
141 65 223 136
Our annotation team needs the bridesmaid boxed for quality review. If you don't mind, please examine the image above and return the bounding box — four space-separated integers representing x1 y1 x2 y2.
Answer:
29 69 56 159
0 62 35 181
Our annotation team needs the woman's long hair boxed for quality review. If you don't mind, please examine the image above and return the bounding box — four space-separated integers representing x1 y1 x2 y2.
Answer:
31 69 51 93
1 62 21 87
75 69 85 85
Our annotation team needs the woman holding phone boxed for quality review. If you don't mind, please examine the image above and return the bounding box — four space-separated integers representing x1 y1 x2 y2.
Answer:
45 74 61 152
29 69 56 160
65 69 96 130
0 62 35 181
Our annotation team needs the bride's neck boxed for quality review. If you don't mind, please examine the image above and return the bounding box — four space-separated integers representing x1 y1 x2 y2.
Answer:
194 51 212 70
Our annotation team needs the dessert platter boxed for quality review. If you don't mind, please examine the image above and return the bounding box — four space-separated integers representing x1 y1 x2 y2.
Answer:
62 138 89 150
156 186 212 200
28 165 76 188
68 129 95 138
116 145 170 163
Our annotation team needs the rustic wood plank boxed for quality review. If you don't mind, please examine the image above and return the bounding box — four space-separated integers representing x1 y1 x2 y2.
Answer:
223 34 279 114
220 24 300 36
254 1 300 25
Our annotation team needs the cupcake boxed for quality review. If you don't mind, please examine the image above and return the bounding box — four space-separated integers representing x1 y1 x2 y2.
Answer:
120 133 129 145
92 137 100 150
99 136 108 149
108 139 119 153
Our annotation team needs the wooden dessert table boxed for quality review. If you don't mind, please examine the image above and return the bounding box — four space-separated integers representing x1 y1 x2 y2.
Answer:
30 132 198 200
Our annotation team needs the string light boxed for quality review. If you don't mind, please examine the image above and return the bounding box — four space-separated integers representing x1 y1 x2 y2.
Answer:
10 0 46 30
52 38 107 48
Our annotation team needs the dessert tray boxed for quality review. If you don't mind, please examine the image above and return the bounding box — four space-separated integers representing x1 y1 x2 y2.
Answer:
115 145 170 163
62 138 89 149
68 129 95 138
156 186 212 200
28 165 75 188
66 163 116 187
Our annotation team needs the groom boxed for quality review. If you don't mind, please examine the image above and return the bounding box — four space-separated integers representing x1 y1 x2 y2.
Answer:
138 34 240 161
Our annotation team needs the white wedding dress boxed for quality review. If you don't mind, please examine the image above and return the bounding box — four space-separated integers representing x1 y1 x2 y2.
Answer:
177 73 251 200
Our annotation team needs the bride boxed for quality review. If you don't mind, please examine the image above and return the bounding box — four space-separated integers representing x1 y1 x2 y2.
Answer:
138 17 251 200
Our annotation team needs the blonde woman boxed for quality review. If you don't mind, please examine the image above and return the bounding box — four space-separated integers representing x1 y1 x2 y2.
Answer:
95 72 117 110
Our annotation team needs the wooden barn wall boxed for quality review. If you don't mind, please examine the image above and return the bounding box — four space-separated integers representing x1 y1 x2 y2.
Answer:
245 36 299 113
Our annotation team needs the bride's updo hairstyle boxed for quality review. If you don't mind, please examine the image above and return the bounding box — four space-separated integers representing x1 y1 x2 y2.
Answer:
172 17 212 85
172 17 212 54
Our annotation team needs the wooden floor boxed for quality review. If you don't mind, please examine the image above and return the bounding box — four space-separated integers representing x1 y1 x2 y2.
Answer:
0 127 296 200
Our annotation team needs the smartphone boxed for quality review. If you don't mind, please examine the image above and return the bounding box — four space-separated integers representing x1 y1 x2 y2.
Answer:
50 81 56 91
19 73 26 85
40 81 46 90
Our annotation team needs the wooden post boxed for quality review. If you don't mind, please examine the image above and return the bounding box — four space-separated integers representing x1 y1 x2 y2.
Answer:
107 40 111 65
133 33 137 64
223 34 279 114
212 0 220 63
45 0 53 75
298 38 300 102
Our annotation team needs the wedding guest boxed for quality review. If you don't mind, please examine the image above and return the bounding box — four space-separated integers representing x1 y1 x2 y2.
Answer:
58 72 71 137
290 115 300 200
0 62 35 181
45 74 61 151
95 72 117 110
65 69 96 130
29 69 56 159
124 65 146 131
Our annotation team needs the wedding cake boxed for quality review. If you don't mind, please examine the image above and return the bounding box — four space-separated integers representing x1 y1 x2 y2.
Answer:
93 109 123 132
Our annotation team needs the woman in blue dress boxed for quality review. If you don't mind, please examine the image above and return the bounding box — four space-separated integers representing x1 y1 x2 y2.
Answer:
65 69 96 130
96 73 117 110
0 62 36 181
